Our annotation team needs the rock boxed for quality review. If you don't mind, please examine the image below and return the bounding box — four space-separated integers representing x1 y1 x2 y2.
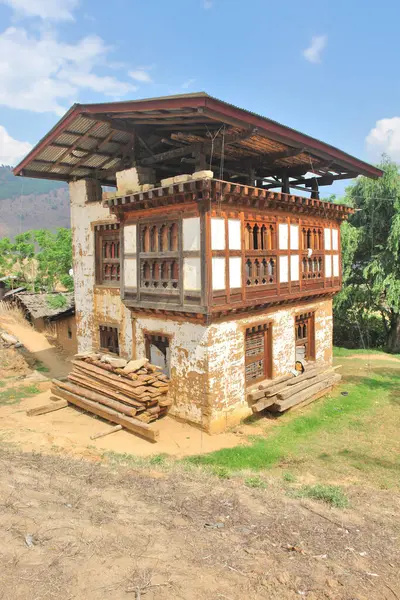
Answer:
191 170 214 180
161 176 175 187
75 351 101 359
122 358 149 374
102 356 128 369
1 332 19 345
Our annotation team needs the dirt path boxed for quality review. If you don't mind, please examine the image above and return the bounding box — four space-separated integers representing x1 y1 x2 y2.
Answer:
0 314 70 378
0 388 258 458
0 447 399 600
344 352 400 363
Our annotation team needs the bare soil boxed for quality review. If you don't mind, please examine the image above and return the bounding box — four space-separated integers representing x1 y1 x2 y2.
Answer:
0 447 399 600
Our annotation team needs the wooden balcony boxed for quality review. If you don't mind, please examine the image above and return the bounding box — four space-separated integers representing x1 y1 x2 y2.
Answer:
111 178 345 319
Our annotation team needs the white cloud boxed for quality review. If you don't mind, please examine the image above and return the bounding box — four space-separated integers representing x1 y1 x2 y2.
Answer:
0 27 136 115
181 78 196 89
366 117 400 162
203 0 212 8
129 69 152 83
0 0 79 21
0 125 32 165
303 35 327 64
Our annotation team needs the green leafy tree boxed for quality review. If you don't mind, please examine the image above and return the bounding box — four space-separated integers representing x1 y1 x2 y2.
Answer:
335 157 400 352
0 227 73 292
34 228 73 291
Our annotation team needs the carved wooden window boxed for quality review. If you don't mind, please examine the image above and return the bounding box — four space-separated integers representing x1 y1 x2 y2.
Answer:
139 221 180 291
95 225 120 286
301 256 323 279
245 323 271 384
301 227 323 250
244 219 276 288
295 312 314 361
99 325 119 355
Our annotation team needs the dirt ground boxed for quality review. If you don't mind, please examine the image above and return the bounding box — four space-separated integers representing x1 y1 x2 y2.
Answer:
0 312 70 379
1 312 399 599
0 447 399 600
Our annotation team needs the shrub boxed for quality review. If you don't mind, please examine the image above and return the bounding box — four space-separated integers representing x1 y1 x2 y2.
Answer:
289 484 349 508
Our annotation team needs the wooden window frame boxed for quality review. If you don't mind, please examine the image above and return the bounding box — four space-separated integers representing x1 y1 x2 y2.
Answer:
244 322 272 386
95 226 121 287
144 331 172 376
295 311 315 361
99 324 120 355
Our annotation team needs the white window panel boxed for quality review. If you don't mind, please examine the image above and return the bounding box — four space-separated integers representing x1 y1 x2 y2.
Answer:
278 223 289 250
279 255 289 283
212 257 226 290
124 224 136 254
211 218 225 250
333 254 340 277
228 219 241 250
290 224 299 250
184 257 201 290
290 254 299 281
332 228 339 251
124 258 137 288
325 254 332 277
324 227 332 250
229 257 242 288
183 217 200 251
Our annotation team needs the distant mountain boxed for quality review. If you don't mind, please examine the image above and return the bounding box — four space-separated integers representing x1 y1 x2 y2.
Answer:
0 166 70 238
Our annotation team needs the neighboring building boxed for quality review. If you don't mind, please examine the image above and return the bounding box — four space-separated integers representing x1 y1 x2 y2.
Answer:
10 292 77 355
14 93 382 432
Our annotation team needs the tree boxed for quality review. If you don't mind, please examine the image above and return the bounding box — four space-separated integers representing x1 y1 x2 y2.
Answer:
0 228 73 292
34 228 73 291
335 157 400 352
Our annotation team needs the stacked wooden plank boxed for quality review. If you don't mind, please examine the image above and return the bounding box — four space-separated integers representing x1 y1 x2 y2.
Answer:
248 365 341 414
51 355 171 442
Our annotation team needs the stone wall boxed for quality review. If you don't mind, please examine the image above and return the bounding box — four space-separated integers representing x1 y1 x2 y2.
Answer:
69 180 132 357
133 298 333 433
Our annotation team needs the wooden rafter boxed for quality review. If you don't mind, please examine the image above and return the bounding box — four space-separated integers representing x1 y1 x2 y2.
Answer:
67 129 116 175
50 121 103 172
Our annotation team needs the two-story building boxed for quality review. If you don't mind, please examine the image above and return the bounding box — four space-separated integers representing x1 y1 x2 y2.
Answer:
14 93 382 432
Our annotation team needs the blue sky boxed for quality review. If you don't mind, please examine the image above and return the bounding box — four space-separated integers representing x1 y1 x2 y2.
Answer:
0 0 399 198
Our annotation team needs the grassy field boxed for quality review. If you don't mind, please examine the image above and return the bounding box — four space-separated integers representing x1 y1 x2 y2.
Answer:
187 348 400 490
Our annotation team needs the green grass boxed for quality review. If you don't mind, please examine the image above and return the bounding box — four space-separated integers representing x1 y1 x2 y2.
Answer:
0 384 41 406
283 472 297 483
185 368 400 485
244 476 267 489
334 346 400 360
34 361 50 373
288 484 349 508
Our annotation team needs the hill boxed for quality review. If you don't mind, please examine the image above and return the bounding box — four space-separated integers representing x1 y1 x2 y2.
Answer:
0 166 70 237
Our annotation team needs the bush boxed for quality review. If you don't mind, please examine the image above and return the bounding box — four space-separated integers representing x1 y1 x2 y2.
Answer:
333 310 386 349
289 484 349 508
244 476 267 489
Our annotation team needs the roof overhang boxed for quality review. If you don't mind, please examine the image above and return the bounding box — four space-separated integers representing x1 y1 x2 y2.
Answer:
13 92 382 190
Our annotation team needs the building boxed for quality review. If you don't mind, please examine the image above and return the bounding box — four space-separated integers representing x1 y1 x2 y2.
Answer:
9 292 77 355
14 93 382 432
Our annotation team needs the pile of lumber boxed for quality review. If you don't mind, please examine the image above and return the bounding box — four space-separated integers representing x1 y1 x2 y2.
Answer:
248 365 341 414
51 354 171 442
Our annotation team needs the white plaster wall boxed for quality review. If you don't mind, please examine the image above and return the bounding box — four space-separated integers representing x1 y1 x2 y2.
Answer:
134 317 209 426
132 298 333 431
69 180 132 357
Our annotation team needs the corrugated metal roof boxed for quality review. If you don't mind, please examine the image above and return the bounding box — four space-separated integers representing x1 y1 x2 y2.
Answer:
13 92 383 184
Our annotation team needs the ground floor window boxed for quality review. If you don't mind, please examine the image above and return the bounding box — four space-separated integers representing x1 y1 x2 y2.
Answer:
295 312 315 362
99 325 119 355
245 323 272 385
145 333 171 376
